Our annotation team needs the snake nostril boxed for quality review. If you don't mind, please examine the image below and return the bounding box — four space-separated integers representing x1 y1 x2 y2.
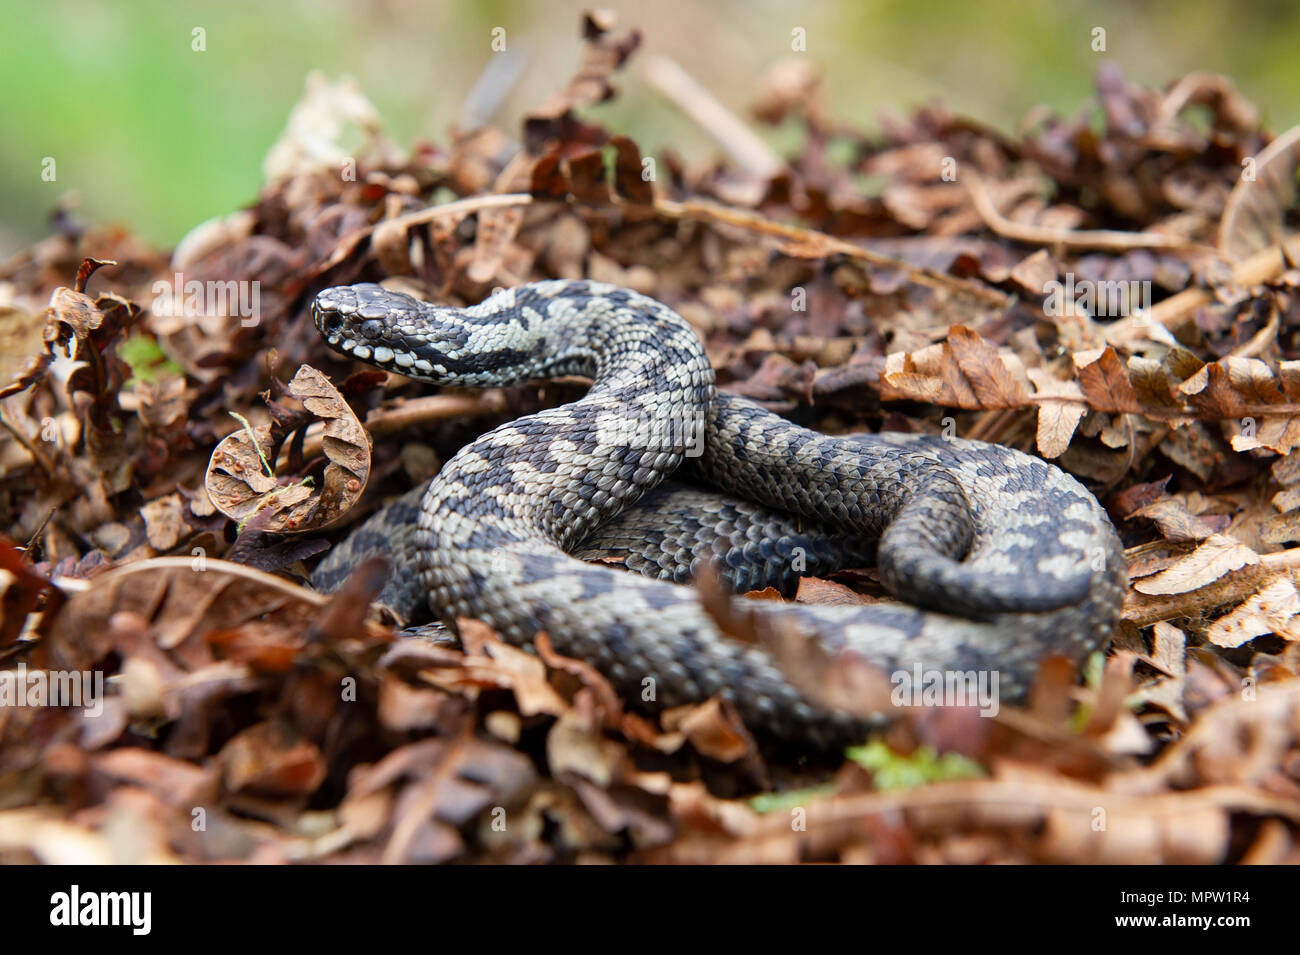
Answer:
319 313 342 334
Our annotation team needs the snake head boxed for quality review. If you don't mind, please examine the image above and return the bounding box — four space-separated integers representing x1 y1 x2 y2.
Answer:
312 283 473 381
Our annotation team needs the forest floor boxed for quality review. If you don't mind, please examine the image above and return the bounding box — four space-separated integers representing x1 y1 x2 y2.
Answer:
2 13 1299 863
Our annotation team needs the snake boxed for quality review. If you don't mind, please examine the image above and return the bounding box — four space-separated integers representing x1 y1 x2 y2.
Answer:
310 280 1126 748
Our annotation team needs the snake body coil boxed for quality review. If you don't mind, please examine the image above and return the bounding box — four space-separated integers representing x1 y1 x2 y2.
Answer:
312 281 1125 746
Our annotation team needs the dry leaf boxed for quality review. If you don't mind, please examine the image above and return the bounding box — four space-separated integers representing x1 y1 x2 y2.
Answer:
1074 347 1141 414
1207 576 1300 647
1219 123 1300 262
1027 368 1088 458
1133 534 1261 595
205 365 369 533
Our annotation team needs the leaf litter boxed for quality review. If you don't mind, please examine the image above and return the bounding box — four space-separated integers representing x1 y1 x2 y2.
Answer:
1 12 1299 864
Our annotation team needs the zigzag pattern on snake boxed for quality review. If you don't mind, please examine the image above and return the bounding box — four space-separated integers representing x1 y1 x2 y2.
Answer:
310 280 1126 747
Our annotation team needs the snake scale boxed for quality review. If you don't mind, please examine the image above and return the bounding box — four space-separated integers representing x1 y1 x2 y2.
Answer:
310 280 1126 747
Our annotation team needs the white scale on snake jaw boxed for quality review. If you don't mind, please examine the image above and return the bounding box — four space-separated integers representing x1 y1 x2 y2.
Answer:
311 280 1126 747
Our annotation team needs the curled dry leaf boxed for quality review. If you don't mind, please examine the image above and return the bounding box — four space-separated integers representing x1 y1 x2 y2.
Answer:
31 262 142 479
1219 123 1300 263
43 258 120 340
205 365 369 534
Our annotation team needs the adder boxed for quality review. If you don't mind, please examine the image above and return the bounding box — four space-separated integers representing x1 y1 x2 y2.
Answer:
310 280 1126 747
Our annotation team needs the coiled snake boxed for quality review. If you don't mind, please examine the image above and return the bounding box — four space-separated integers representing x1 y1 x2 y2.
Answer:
311 281 1126 747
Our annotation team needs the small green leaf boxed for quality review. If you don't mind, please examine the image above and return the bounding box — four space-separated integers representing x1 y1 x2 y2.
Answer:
119 333 182 384
845 739 984 791
1069 650 1109 731
749 784 836 814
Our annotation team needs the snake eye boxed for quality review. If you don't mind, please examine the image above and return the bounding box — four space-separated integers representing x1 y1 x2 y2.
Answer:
360 319 384 340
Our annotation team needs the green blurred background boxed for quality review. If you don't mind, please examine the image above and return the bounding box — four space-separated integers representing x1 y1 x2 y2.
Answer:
3 0 1298 257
